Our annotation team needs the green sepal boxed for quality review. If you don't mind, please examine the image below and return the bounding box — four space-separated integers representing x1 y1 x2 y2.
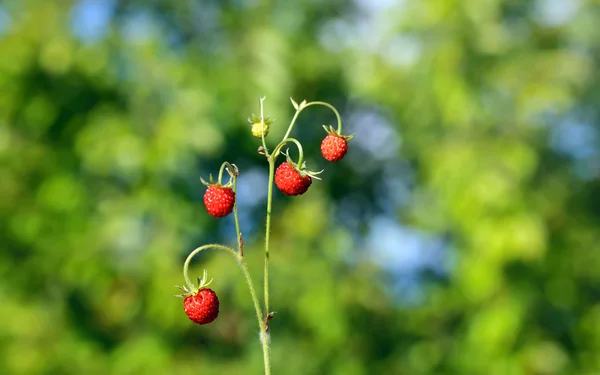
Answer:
248 113 275 125
322 124 354 141
283 149 324 180
174 269 214 298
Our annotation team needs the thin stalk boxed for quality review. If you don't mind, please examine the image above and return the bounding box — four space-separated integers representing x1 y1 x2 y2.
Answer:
232 168 243 255
272 138 304 166
282 101 344 142
305 101 344 134
263 159 275 314
217 163 228 184
230 166 268 373
282 108 303 142
238 257 270 375
182 244 239 289
259 96 269 156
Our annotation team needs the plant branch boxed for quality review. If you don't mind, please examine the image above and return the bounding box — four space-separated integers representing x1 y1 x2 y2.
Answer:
238 256 271 375
282 100 344 142
263 159 275 316
182 244 239 290
272 137 304 166
259 96 270 157
230 165 243 255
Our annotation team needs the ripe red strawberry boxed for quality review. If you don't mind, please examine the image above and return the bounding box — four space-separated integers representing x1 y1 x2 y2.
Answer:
275 154 325 197
321 126 353 162
177 270 220 325
203 185 235 217
183 288 220 325
275 162 311 196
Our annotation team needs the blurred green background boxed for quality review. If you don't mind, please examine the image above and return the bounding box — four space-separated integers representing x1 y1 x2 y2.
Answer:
1 0 600 374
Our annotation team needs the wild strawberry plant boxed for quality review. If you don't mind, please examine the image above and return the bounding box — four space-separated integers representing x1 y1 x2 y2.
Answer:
176 97 352 375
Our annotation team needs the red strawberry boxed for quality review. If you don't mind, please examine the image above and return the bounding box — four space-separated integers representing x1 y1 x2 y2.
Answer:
183 288 220 325
177 270 220 325
321 126 353 162
275 154 325 197
275 162 312 196
203 185 235 217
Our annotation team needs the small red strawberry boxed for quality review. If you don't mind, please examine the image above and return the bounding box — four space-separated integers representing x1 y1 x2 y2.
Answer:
320 126 353 162
184 288 219 325
275 152 322 196
177 270 220 325
203 185 235 217
275 162 312 196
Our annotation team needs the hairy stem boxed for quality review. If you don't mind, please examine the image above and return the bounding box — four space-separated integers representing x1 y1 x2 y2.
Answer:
264 159 275 315
259 96 269 156
282 101 344 141
272 137 304 167
229 166 269 373
217 163 227 185
239 256 271 375
232 168 243 255
182 244 239 290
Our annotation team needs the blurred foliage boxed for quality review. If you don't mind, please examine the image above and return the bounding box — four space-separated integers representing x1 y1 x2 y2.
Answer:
1 0 600 374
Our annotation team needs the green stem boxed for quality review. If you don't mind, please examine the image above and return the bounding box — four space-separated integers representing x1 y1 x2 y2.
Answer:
282 101 344 141
259 96 269 157
216 161 238 187
264 159 275 315
182 244 239 290
272 138 304 166
239 257 271 375
282 107 303 142
232 167 243 255
217 163 228 185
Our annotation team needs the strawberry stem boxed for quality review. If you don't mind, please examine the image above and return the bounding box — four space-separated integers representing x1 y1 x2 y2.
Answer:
231 165 243 256
282 100 344 141
206 161 237 189
262 137 302 317
239 256 271 374
182 244 238 291
263 158 275 315
259 96 269 157
273 137 304 168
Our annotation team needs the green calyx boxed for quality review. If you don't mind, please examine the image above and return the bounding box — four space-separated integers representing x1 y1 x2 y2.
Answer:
322 125 354 141
176 269 214 298
200 174 230 188
283 149 323 180
200 162 238 188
